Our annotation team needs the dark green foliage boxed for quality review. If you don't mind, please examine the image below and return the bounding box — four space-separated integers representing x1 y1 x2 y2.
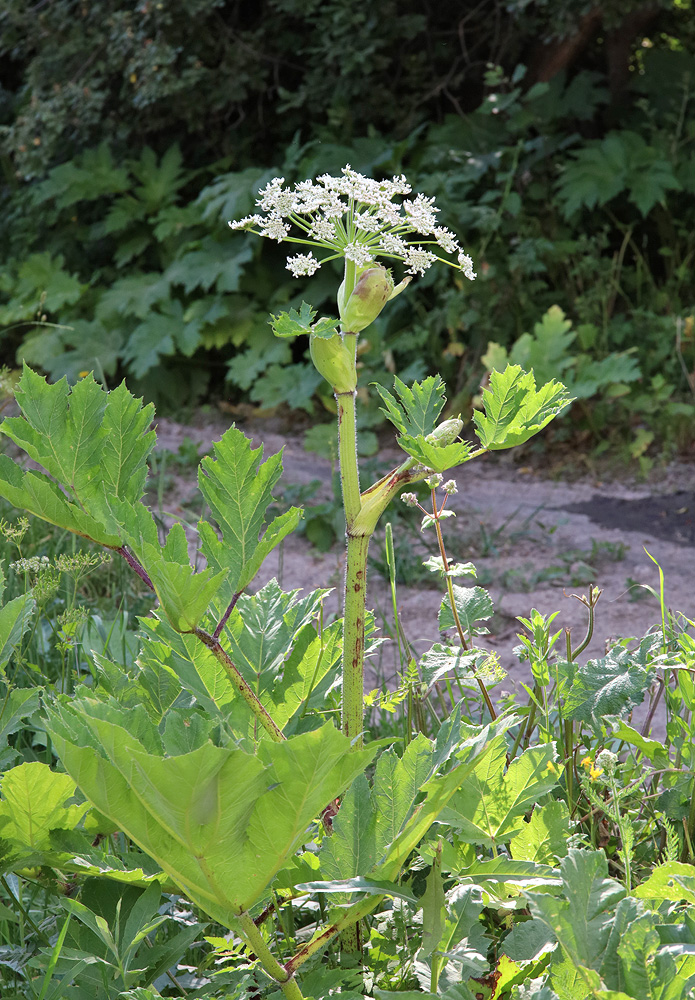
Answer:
1 1 694 458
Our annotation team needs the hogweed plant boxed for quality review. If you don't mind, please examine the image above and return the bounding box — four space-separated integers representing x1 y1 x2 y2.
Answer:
0 167 587 999
231 165 570 753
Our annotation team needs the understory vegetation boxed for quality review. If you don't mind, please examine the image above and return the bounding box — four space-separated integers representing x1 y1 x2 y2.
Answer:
1 1 694 465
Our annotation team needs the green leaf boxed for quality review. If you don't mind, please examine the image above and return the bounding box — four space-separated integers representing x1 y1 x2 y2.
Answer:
564 640 653 730
420 645 490 688
0 590 34 676
269 302 338 339
0 762 90 852
455 856 561 892
473 365 572 451
319 774 377 887
139 533 228 633
48 702 376 926
0 365 156 544
440 738 560 847
397 435 473 474
0 455 123 546
525 849 626 972
198 426 301 595
510 801 570 865
438 586 494 637
374 735 435 859
0 685 41 764
374 375 447 438
439 884 488 977
632 861 695 905
421 844 446 957
296 877 417 905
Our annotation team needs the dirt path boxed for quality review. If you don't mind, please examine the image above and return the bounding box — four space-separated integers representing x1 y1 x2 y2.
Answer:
155 414 695 739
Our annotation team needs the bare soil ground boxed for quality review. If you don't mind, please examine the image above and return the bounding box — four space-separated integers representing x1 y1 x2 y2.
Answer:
155 411 695 739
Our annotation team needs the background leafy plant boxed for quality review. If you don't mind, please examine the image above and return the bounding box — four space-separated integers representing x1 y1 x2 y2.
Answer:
1 2 694 460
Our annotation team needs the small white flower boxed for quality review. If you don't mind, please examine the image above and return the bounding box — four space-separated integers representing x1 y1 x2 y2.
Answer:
257 177 295 216
286 252 321 277
309 218 336 242
344 241 374 266
379 233 408 257
401 492 419 507
228 214 262 230
441 479 458 495
458 252 477 281
425 473 443 489
404 247 437 276
403 194 439 234
353 212 383 233
434 227 460 254
261 213 291 242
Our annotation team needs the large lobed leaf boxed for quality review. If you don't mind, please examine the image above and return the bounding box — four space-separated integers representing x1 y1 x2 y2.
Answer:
440 736 559 848
48 699 375 927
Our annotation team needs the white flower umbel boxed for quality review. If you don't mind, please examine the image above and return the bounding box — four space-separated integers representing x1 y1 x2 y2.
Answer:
229 165 476 280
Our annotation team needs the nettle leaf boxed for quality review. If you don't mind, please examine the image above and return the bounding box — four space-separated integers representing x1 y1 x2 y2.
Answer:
198 426 301 595
438 586 494 638
440 736 559 847
0 762 90 852
525 849 626 973
473 365 572 451
510 800 570 865
397 435 473 474
564 639 653 731
48 700 376 927
374 375 446 438
420 645 488 689
269 302 338 340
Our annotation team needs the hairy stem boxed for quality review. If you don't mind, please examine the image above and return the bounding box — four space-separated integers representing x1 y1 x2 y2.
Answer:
285 895 382 977
115 545 154 590
194 628 285 743
342 532 370 747
336 386 361 525
238 912 305 1000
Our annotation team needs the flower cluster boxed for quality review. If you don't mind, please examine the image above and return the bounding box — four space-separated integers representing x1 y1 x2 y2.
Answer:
230 165 476 281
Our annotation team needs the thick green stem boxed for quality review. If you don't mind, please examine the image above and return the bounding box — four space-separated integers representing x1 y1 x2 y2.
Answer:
336 385 361 524
343 532 370 747
238 912 305 1000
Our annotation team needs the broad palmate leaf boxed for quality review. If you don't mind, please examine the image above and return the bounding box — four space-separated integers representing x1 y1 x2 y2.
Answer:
440 735 559 847
525 849 626 974
48 698 375 927
473 365 571 451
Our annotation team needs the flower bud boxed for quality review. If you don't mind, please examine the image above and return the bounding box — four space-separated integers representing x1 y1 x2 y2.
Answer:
339 265 394 333
426 417 463 447
310 333 357 393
